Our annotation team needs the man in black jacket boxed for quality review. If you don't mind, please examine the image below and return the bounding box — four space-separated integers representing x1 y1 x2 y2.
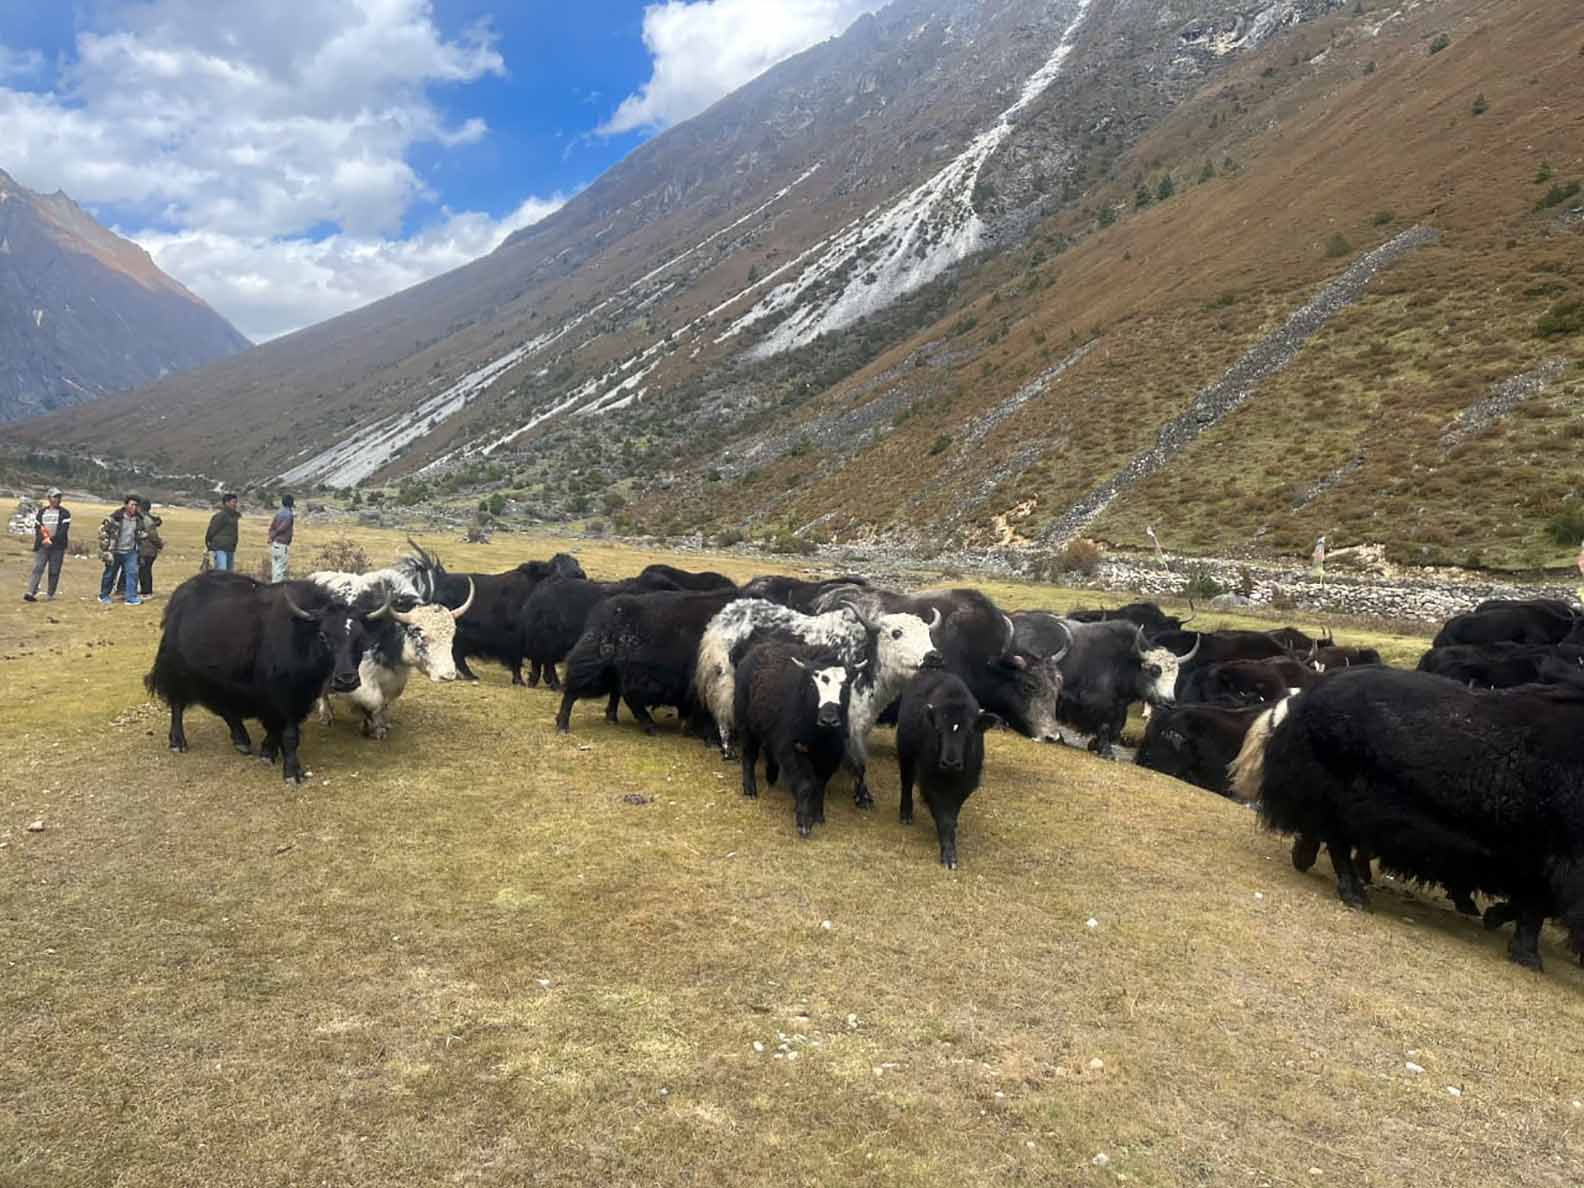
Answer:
205 492 241 571
23 487 71 602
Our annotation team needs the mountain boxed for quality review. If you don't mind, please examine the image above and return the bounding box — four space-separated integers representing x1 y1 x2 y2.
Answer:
9 0 1583 570
0 169 250 423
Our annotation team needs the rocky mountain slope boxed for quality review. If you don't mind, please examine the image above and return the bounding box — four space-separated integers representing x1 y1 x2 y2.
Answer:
0 169 250 423
8 0 1582 570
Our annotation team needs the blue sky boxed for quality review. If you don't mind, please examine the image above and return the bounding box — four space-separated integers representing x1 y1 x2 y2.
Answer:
0 1 883 340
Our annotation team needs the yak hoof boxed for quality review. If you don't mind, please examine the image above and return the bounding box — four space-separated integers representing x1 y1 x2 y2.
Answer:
1291 836 1321 873
900 810 914 825
942 855 959 870
854 788 875 810
796 822 813 839
1483 903 1518 931
1337 885 1369 911
1508 944 1543 972
170 743 189 754
231 742 251 756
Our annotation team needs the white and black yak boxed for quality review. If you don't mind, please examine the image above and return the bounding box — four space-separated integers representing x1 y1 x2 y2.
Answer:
734 640 856 838
693 596 941 807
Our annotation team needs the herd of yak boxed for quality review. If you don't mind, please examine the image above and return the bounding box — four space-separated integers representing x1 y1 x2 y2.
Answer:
142 545 1584 974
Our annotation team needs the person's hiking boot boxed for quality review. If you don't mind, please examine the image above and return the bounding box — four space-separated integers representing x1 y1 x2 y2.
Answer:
98 596 112 605
126 597 143 606
22 593 36 602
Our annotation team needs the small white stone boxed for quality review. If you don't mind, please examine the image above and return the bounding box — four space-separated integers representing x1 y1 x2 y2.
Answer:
1093 1153 1110 1168
1446 1087 1461 1097
1405 1062 1425 1075
26 819 44 833
1088 1057 1105 1072
753 1041 765 1053
1254 892 1264 900
659 1088 668 1096
1572 1100 1582 1110
1086 917 1099 929
994 1091 1005 1099
846 1013 859 1029
1309 1168 1323 1177
820 920 833 930
1026 1141 1036 1150
536 979 551 988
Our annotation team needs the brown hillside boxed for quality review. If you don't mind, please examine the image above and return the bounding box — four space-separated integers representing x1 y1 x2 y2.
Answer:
659 0 1584 570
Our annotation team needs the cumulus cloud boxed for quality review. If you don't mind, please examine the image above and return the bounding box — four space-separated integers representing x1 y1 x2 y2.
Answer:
0 1 553 340
600 0 884 136
131 194 566 343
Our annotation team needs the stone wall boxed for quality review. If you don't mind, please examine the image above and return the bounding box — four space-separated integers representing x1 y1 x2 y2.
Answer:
1094 553 1580 623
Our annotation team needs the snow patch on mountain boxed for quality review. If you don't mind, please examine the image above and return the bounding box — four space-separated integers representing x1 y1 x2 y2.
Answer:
720 0 1093 359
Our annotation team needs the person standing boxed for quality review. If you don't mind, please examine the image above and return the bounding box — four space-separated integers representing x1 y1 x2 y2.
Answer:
1311 534 1327 577
137 499 165 598
268 494 295 582
205 492 241 571
97 495 149 605
23 487 71 602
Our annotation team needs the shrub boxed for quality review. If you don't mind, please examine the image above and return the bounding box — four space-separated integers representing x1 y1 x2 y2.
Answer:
1134 186 1153 209
1535 161 1555 184
1156 174 1175 202
1324 232 1353 258
311 538 371 574
1363 60 1376 75
1198 160 1216 183
1535 180 1582 210
928 434 953 456
584 520 607 537
1471 92 1488 116
715 528 745 548
487 492 507 515
1182 565 1224 601
1097 206 1116 228
1428 32 1450 54
1373 209 1394 225
1055 538 1101 577
1546 502 1584 547
1537 300 1584 338
767 530 817 556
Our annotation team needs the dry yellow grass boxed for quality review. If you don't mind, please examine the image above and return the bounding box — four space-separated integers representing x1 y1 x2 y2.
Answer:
3 504 1582 1187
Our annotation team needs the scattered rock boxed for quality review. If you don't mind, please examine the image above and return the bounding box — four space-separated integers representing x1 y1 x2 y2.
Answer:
1088 1057 1105 1073
1093 1153 1110 1168
1086 917 1099 930
1446 1087 1461 1097
26 819 45 833
820 919 833 930
753 1041 765 1053
622 793 651 806
1405 1062 1425 1075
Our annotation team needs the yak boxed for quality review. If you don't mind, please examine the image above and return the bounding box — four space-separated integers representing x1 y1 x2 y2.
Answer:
146 572 393 783
1230 667 1584 971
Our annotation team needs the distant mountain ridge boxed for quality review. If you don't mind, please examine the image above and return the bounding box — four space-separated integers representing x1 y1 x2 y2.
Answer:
0 168 250 422
8 0 1583 571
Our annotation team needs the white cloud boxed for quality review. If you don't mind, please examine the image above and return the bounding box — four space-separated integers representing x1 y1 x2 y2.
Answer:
0 1 552 341
600 0 885 136
131 194 566 343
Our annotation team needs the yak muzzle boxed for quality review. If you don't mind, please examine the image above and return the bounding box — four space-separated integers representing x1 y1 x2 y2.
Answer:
920 650 946 669
330 673 361 693
816 706 843 729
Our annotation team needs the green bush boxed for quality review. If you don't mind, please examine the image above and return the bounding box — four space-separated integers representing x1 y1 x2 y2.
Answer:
1324 233 1353 258
1097 206 1117 228
1054 538 1101 577
767 530 817 556
928 434 953 456
1546 501 1584 546
1428 32 1450 54
487 492 506 515
1156 174 1175 202
715 528 745 548
1471 92 1488 116
1373 209 1394 226
1535 180 1581 210
1537 300 1583 338
1182 565 1224 601
1534 161 1555 184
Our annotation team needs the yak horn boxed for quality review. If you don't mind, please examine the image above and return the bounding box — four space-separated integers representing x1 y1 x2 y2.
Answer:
283 590 320 622
1050 620 1072 666
928 606 943 630
1181 631 1202 664
450 577 475 621
364 588 394 621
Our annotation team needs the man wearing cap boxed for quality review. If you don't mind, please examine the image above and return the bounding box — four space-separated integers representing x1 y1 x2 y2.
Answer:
23 487 71 602
205 492 241 571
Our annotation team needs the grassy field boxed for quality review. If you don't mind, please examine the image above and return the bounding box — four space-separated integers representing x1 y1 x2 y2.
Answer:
3 503 1582 1187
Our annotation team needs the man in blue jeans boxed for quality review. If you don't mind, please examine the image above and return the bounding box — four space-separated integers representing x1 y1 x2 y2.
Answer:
97 495 149 605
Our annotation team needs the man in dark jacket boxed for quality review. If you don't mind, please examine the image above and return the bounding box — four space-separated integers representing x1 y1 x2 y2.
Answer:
136 498 165 597
23 487 71 602
205 493 241 571
268 493 294 582
97 495 150 605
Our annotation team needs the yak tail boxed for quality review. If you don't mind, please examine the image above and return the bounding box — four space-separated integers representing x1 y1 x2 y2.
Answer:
1228 696 1292 804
